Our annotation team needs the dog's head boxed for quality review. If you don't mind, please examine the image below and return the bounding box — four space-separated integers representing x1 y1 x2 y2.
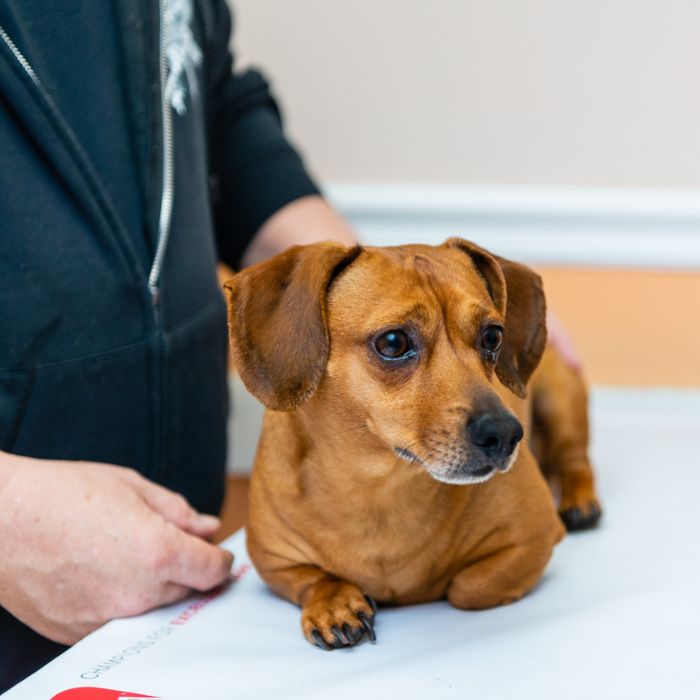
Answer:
224 238 546 485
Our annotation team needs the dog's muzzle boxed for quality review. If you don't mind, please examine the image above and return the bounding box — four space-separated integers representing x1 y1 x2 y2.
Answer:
394 411 524 485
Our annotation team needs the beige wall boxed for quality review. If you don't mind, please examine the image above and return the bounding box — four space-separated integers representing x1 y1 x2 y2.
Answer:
232 0 700 187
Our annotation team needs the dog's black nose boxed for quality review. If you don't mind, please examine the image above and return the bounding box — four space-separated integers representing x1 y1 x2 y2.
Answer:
468 412 524 460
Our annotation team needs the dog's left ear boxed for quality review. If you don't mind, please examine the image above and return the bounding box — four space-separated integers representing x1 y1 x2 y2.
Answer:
223 243 362 411
446 238 547 398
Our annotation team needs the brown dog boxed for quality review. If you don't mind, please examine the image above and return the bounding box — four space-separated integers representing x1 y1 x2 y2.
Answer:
223 238 601 650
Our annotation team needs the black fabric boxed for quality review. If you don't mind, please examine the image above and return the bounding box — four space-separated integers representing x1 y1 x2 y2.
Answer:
0 0 319 690
0 608 68 692
204 1 320 265
8 0 147 260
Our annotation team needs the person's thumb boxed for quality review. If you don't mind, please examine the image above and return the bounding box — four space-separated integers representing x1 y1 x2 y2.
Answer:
165 527 234 591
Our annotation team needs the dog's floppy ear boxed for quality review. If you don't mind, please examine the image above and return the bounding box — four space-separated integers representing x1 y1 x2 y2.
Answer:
491 254 547 398
223 243 362 411
446 238 547 398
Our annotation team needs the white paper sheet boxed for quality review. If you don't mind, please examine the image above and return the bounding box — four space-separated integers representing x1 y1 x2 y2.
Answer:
5 389 700 700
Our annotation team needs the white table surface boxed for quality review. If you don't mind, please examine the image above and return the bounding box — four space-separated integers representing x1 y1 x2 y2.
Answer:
5 388 700 700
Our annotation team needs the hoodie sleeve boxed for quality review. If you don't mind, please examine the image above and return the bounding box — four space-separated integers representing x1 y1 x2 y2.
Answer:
203 0 321 269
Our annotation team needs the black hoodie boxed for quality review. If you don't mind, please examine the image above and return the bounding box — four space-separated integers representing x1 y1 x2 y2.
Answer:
0 0 319 688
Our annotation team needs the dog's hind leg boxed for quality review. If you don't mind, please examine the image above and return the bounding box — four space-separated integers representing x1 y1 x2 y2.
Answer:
530 345 602 531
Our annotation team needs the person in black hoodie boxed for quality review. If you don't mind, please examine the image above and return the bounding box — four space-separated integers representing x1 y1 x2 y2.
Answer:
0 0 356 690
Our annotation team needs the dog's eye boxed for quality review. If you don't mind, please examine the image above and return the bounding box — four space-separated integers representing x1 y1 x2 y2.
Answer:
375 330 413 360
481 326 503 354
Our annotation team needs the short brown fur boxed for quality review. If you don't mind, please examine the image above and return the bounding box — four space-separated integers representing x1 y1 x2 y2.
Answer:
223 239 600 649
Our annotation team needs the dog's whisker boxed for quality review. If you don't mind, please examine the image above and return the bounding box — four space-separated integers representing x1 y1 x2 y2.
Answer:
335 422 371 435
351 428 372 449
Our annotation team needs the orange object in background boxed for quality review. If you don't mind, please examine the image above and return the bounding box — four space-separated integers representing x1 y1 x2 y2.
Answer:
539 268 700 387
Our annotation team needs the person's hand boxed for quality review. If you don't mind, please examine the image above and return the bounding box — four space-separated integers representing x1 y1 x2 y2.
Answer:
546 310 582 370
0 452 233 645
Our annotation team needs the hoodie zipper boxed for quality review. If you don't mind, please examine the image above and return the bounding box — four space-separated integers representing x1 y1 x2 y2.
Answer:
148 0 175 308
0 10 175 309
0 24 56 106
148 0 174 479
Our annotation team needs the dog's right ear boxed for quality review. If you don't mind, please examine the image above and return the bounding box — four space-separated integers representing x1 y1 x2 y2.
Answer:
223 244 362 411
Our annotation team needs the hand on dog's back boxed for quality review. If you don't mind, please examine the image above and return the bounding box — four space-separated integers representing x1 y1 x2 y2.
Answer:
0 451 233 644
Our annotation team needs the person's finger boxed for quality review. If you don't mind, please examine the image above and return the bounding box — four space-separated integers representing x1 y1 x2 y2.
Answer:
127 582 190 619
165 527 234 591
134 476 220 537
546 311 582 370
157 582 191 609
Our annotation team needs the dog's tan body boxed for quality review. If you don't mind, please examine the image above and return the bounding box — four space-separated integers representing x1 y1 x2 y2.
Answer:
248 382 560 607
226 240 600 649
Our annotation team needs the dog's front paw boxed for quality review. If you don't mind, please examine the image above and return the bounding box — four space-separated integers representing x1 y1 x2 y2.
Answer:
301 580 377 650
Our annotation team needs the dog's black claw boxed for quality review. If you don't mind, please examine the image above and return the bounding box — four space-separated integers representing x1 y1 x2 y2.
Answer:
331 624 351 647
560 502 602 532
364 594 378 614
342 622 360 645
311 629 333 650
357 611 377 643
